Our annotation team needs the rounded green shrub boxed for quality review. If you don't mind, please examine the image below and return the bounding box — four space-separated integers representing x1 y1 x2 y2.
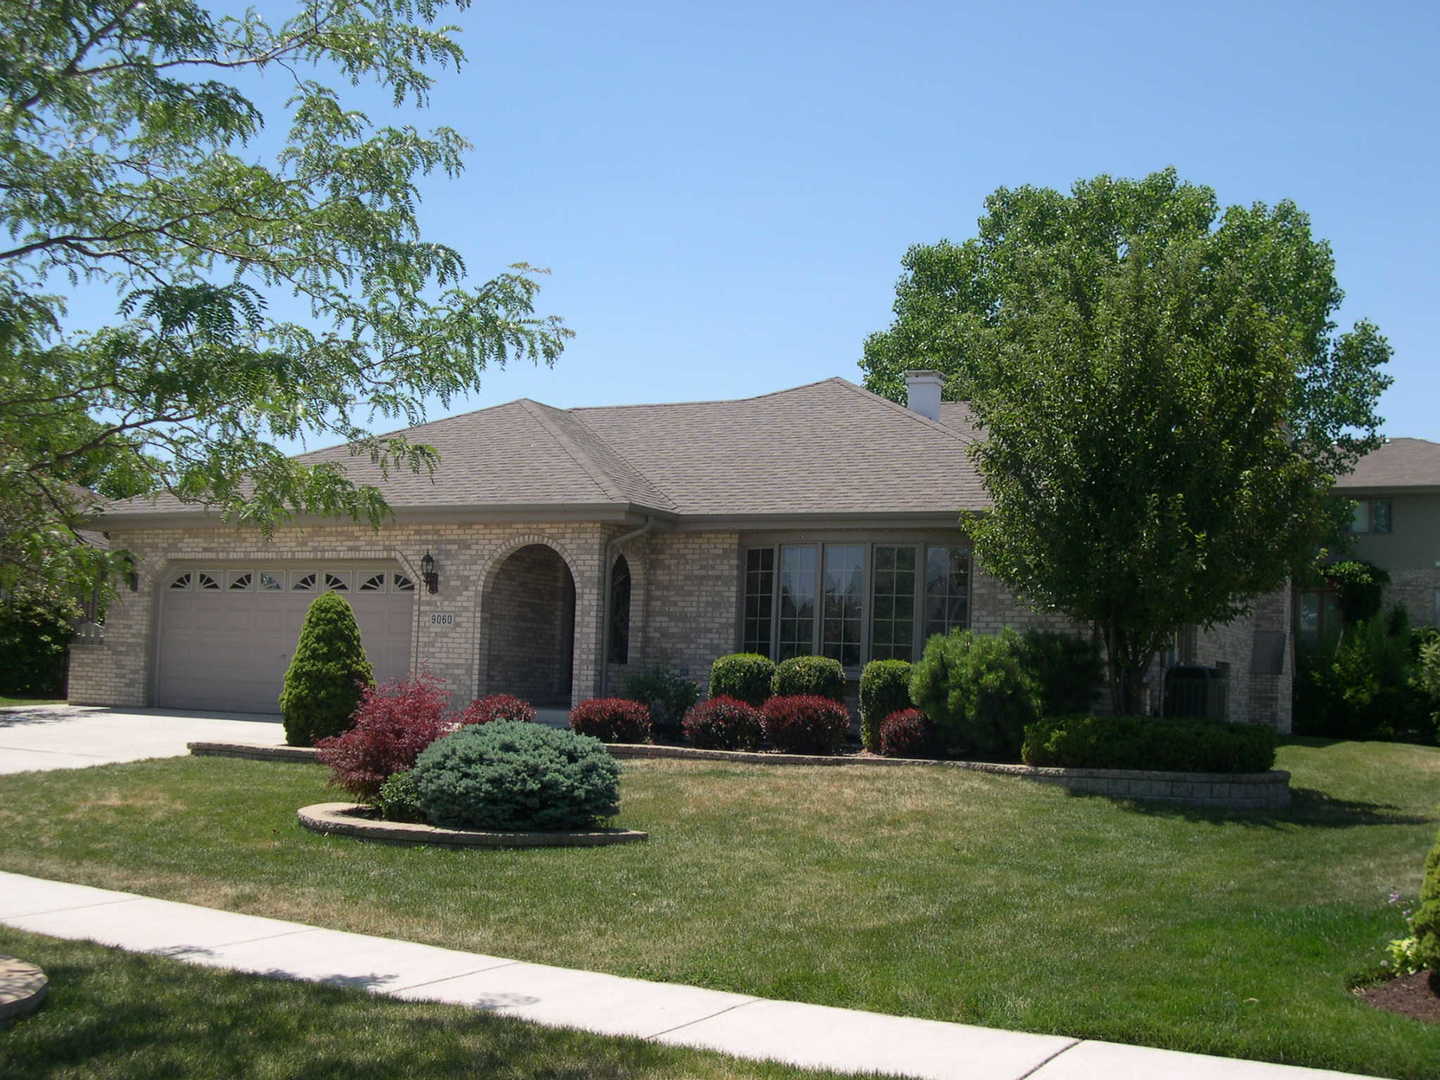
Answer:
279 592 374 746
709 652 776 707
376 769 424 823
859 659 913 751
910 629 1040 760
1412 829 1440 972
622 665 700 736
772 655 845 702
413 720 620 831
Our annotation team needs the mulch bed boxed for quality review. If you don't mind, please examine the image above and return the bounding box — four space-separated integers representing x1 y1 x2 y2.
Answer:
1356 970 1440 1024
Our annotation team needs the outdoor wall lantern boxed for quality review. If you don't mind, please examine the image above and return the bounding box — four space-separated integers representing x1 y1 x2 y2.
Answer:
420 551 439 594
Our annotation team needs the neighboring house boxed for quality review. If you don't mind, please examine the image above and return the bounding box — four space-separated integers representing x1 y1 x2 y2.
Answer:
70 373 1293 728
1297 437 1440 647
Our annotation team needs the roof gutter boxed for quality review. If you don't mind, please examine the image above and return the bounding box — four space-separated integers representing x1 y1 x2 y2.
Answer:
598 515 656 697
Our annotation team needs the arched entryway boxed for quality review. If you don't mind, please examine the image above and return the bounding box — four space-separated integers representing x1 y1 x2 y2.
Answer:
484 543 576 706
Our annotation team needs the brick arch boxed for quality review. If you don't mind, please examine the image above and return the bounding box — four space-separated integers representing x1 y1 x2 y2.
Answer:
474 535 583 708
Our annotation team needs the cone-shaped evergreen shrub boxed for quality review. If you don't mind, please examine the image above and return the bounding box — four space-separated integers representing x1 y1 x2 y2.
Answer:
1413 829 1440 972
279 592 374 746
414 720 620 831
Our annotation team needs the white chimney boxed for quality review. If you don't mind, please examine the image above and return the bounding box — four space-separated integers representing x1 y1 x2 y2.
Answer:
904 370 943 422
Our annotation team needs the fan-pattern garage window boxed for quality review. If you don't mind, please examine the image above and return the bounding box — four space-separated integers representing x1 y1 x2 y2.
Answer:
167 567 409 596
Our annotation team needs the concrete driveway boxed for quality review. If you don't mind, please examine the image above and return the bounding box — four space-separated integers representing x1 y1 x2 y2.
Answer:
0 705 288 774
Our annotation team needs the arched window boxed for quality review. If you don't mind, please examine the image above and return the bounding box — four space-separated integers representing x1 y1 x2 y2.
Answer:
608 555 631 665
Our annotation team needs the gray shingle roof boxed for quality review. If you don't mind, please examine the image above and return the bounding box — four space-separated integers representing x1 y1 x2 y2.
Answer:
104 377 987 521
1335 437 1440 490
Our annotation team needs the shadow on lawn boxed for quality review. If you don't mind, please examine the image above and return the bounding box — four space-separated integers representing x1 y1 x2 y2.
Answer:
1073 786 1435 830
2 954 672 1080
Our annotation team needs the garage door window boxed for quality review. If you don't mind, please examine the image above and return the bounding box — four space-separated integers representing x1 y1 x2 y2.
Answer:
168 567 396 594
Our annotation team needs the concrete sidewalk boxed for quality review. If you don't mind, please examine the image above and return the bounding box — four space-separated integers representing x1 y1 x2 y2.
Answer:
0 871 1382 1080
0 705 287 774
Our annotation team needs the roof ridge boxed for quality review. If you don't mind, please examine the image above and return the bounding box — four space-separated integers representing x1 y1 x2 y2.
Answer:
517 399 627 504
566 407 681 510
830 377 980 447
570 376 846 413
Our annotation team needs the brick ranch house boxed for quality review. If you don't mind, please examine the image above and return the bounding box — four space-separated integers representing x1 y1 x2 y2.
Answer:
69 373 1294 729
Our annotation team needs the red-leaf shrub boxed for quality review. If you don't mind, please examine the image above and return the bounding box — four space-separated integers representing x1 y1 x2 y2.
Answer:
682 696 764 750
760 694 850 755
878 708 935 758
316 674 455 800
453 693 537 727
569 698 651 743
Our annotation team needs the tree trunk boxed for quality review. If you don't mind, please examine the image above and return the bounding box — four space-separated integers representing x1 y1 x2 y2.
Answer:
1101 621 1160 716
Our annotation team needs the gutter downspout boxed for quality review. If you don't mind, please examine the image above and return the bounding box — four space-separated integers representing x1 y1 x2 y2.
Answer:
598 516 655 697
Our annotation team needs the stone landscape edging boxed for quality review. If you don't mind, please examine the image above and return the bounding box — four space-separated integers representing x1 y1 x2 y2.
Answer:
0 956 48 1021
297 802 648 848
192 741 1290 810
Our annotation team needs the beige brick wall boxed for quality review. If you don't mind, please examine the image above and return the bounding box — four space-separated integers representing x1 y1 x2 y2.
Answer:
633 531 741 685
71 521 614 710
1383 569 1440 628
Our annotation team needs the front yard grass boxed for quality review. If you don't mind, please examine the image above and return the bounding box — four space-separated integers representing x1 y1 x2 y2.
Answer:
1 738 1437 1078
0 696 63 707
0 927 861 1080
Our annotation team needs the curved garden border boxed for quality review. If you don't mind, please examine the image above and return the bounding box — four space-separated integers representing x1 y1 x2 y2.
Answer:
297 802 648 848
194 742 1290 810
0 957 48 1022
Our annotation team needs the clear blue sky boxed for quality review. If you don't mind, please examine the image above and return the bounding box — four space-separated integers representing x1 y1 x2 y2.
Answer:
92 1 1440 441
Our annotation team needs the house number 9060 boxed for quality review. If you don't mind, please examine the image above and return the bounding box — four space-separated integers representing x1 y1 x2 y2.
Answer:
429 613 455 627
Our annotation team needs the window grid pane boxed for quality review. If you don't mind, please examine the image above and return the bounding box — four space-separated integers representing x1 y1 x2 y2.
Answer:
821 544 865 667
777 545 817 660
742 548 775 656
924 547 971 640
870 545 916 660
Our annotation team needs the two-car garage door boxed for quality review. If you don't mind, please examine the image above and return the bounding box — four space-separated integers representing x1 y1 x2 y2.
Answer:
155 563 415 713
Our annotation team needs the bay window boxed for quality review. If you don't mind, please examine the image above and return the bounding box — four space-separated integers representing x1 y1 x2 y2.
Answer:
742 541 970 666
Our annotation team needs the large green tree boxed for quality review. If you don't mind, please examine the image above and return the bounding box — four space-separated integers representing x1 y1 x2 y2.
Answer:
863 169 1390 712
0 0 569 600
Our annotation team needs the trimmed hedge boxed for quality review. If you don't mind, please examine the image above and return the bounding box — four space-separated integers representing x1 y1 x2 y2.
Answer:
279 592 374 747
761 694 850 755
1021 714 1279 774
910 629 1040 760
414 721 620 831
878 708 934 759
454 694 537 727
1413 828 1440 972
570 697 651 743
772 655 846 702
859 660 912 752
709 652 775 707
682 696 765 750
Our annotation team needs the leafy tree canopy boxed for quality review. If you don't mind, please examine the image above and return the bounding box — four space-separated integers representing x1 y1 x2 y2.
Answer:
862 169 1391 710
0 0 570 602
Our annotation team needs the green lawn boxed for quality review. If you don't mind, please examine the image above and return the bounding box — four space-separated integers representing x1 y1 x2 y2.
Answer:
1 739 1438 1078
0 927 862 1079
0 696 63 706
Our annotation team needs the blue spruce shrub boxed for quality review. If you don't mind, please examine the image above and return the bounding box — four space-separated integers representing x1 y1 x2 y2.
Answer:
413 720 620 831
